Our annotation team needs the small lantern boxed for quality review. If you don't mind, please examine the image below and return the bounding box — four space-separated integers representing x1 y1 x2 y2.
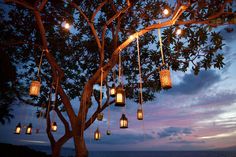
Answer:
115 84 125 107
14 123 21 134
94 128 101 140
26 123 32 135
51 122 57 132
120 114 128 129
160 69 172 89
97 113 104 121
29 80 41 96
110 83 116 97
106 130 111 135
137 108 143 120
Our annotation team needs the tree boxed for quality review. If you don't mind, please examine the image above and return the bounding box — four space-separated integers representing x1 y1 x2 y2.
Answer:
1 0 235 157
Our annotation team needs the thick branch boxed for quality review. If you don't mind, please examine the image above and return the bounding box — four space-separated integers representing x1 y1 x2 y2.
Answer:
70 2 102 50
91 0 108 21
38 0 48 11
54 107 70 133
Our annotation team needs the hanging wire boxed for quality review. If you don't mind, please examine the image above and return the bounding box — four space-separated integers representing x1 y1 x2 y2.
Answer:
108 103 110 130
100 68 104 109
157 28 165 65
118 52 122 84
46 84 53 123
136 35 143 107
52 77 59 122
36 49 45 79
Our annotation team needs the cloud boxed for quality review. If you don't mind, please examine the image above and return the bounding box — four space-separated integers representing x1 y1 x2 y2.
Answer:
158 127 192 139
85 133 154 145
169 140 205 145
167 70 221 95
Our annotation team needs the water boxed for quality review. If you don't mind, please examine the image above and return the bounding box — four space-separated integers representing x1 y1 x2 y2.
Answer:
86 151 236 157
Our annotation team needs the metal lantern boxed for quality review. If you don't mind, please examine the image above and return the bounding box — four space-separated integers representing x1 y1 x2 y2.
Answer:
120 114 128 129
97 113 104 121
29 80 41 96
106 130 111 135
14 123 21 134
110 83 116 97
115 85 125 107
94 128 101 140
160 69 172 89
25 123 32 135
51 122 57 132
137 108 143 120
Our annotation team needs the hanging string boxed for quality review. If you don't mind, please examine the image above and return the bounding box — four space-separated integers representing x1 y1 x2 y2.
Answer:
52 77 59 122
46 84 53 123
108 103 110 130
118 52 121 84
100 68 104 109
136 35 143 107
158 28 165 65
37 49 45 78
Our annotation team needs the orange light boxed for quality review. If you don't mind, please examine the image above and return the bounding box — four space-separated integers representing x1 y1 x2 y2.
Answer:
115 85 125 107
63 22 70 29
94 128 101 140
137 109 143 120
29 80 41 96
110 84 116 97
120 114 128 128
163 8 170 15
160 69 172 89
15 123 21 134
26 123 32 135
176 28 182 35
51 122 57 132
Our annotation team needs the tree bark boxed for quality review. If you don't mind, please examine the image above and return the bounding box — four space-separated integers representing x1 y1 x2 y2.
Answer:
52 144 61 157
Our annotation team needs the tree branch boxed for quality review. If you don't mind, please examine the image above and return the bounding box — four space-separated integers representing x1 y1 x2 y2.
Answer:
38 0 48 11
91 0 108 21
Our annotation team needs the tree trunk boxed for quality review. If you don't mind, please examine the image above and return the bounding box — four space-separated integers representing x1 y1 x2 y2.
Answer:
73 135 88 157
52 144 62 157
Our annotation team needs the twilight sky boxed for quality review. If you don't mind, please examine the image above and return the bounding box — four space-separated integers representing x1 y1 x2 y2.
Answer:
0 14 236 152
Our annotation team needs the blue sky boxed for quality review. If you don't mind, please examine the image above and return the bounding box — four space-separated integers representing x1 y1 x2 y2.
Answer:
0 25 236 151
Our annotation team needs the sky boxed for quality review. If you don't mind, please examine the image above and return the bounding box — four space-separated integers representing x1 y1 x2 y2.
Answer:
0 1 236 153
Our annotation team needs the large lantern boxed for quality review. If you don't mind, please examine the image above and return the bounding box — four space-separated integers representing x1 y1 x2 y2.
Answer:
160 69 172 89
51 122 57 132
110 83 116 97
115 85 125 107
94 128 101 140
97 113 104 121
25 123 32 135
14 123 21 134
137 108 143 120
29 80 41 96
120 114 128 129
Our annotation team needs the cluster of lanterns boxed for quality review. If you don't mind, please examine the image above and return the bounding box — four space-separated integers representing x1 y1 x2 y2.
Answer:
14 123 32 135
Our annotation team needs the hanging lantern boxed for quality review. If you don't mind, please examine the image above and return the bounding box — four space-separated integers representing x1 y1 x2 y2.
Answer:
25 123 32 135
110 83 116 97
120 114 128 129
29 80 41 96
97 113 104 121
160 68 172 89
115 84 125 107
106 130 111 135
14 123 21 134
137 108 143 120
94 128 101 140
51 122 58 132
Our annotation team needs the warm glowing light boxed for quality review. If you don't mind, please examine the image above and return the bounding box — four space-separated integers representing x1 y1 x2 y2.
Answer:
26 123 32 135
160 69 172 89
129 35 135 41
137 109 143 120
176 28 182 35
163 8 170 15
51 122 57 132
94 128 101 140
64 22 70 29
29 80 41 96
115 85 125 106
110 84 116 97
120 114 128 128
15 123 21 134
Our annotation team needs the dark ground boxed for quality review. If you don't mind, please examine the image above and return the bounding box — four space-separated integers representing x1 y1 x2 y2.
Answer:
0 143 50 157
